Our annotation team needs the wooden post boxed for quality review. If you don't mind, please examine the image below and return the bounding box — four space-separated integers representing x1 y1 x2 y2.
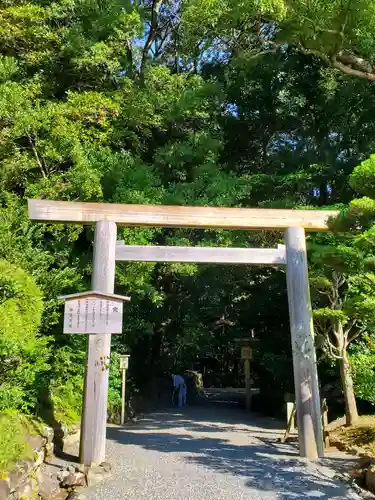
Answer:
244 359 251 410
80 221 117 466
282 402 297 443
286 402 295 432
121 368 127 425
241 346 252 410
322 399 330 448
285 227 324 459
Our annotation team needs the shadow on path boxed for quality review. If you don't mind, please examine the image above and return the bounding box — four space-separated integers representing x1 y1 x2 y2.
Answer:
106 407 360 500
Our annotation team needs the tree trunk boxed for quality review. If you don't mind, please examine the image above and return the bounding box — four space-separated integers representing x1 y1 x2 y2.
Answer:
339 350 359 426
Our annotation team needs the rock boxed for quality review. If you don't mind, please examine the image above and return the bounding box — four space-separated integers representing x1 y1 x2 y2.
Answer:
50 491 69 500
45 442 54 458
0 479 10 500
8 464 38 499
41 426 55 444
34 448 46 468
86 465 111 487
26 434 45 452
16 478 33 499
37 474 61 499
69 424 80 436
12 460 32 480
365 464 375 493
61 472 86 488
74 465 86 475
60 424 69 438
67 465 76 474
30 477 39 497
67 487 87 500
56 470 70 482
99 462 111 473
63 432 80 449
8 468 25 492
67 492 86 500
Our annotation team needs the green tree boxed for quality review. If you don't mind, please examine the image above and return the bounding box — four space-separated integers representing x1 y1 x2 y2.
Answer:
177 0 375 81
1 0 375 426
309 235 375 425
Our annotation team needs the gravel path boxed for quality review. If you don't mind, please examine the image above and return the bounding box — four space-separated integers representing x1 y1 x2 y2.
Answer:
84 406 363 500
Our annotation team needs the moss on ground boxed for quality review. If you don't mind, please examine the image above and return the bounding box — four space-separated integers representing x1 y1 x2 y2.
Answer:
330 415 375 456
0 412 36 473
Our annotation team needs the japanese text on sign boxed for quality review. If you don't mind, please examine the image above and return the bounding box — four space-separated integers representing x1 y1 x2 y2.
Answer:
63 297 123 334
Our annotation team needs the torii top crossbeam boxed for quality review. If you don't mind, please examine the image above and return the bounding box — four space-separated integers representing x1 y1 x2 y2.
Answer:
28 199 338 231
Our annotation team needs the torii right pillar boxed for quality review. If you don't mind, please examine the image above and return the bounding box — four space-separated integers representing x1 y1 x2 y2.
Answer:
285 227 324 459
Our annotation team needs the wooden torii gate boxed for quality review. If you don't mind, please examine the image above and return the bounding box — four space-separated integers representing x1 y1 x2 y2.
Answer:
28 199 338 463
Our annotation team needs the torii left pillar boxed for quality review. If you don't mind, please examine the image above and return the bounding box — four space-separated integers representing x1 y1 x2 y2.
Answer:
80 221 117 465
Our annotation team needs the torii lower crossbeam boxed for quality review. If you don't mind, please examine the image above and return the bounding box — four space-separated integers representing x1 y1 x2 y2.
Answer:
115 243 286 265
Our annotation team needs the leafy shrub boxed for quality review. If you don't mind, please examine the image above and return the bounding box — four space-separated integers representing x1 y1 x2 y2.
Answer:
0 260 49 412
47 346 86 425
350 339 375 405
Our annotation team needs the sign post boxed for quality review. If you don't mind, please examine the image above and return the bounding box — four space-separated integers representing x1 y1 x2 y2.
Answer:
119 355 130 425
59 223 130 467
241 346 252 410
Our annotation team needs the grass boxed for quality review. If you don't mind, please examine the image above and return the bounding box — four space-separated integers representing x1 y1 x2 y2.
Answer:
330 415 375 456
0 411 36 474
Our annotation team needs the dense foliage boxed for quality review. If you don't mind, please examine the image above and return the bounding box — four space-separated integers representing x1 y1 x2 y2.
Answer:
1 0 375 440
0 259 47 412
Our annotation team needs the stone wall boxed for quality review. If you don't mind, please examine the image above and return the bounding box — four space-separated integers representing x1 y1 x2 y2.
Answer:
0 424 80 500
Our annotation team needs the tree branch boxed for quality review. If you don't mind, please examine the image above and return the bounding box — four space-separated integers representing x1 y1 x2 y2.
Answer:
298 44 331 65
27 133 46 178
154 25 172 58
332 55 375 82
326 335 342 360
248 48 278 60
298 42 375 83
347 322 364 344
337 274 346 288
140 0 167 76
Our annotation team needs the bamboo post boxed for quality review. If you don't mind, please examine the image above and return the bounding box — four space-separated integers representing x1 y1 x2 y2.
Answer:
244 358 251 410
121 368 127 425
322 398 330 448
282 402 297 443
80 221 117 466
286 402 295 432
285 227 324 459
119 355 129 425
241 346 252 410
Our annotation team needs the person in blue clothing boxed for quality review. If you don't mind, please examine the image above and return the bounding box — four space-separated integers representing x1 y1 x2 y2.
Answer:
172 374 187 408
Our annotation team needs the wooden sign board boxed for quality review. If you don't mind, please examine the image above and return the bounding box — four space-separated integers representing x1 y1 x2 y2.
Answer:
241 346 253 360
119 355 129 370
63 297 123 334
